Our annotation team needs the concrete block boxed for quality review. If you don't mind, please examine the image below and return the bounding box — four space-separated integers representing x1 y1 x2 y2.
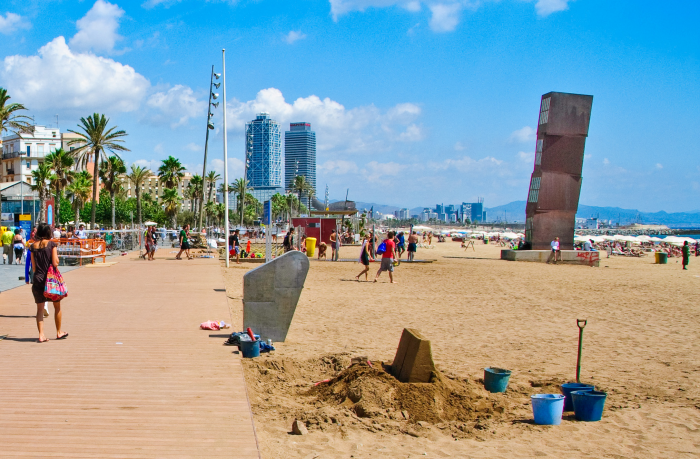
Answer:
501 249 599 267
243 251 309 342
391 328 436 383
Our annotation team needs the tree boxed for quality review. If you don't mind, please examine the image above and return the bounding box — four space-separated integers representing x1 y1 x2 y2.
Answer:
68 114 129 229
291 175 311 217
98 156 127 228
187 174 204 221
30 162 52 224
306 186 316 215
66 171 92 227
127 165 151 226
161 187 181 228
205 171 220 210
230 178 251 223
45 148 75 226
157 156 185 188
0 87 31 136
270 193 288 222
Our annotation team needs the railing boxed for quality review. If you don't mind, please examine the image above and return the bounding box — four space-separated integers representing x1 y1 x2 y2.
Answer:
2 151 24 160
6 169 15 175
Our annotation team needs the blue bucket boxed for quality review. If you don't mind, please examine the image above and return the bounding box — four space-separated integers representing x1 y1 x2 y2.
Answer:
483 367 511 393
561 383 595 411
531 394 565 425
240 340 260 358
572 390 607 422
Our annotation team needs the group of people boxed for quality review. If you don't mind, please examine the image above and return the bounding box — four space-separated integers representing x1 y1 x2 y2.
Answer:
1 224 88 265
352 230 422 282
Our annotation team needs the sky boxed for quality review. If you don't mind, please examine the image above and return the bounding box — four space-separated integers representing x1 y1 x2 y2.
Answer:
0 0 698 212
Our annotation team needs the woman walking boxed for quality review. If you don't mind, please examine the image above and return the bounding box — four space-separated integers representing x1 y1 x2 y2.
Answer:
30 223 68 343
13 229 25 264
355 235 372 281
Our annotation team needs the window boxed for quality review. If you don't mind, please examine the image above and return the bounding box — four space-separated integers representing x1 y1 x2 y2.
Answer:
528 177 541 203
27 161 31 168
535 139 543 165
26 145 31 156
538 97 551 125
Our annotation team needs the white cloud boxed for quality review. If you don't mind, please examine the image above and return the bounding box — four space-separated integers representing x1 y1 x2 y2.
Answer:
454 141 466 151
147 85 207 128
329 0 422 20
518 151 533 162
69 0 125 53
225 88 422 154
131 159 160 172
534 0 571 17
428 155 504 173
154 143 164 153
362 161 407 182
184 142 202 152
210 157 245 180
319 160 360 175
284 30 307 44
603 158 610 165
397 124 424 141
655 163 663 169
0 12 31 35
428 3 462 32
0 36 150 113
509 126 536 143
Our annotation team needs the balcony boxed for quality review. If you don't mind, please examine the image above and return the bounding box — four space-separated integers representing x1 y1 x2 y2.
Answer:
2 151 24 160
6 169 15 175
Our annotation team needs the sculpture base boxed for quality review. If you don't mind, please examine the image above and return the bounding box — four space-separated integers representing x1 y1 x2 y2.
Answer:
501 250 599 267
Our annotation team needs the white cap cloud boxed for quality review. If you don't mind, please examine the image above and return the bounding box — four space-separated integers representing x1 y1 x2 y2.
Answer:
0 12 31 35
147 85 207 128
68 0 126 54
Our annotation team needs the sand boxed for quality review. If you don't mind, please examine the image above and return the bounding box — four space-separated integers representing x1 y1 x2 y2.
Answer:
221 241 700 458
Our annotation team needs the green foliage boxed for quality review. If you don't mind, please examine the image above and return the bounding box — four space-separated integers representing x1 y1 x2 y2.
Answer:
158 156 185 188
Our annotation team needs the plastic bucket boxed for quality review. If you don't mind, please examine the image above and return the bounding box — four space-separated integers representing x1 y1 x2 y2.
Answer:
531 394 565 425
483 367 511 393
561 383 595 411
240 340 260 358
655 252 668 264
572 390 607 422
306 237 317 258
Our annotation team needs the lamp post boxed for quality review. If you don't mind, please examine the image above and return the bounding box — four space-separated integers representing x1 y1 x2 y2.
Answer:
198 65 220 231
241 134 251 227
222 49 230 268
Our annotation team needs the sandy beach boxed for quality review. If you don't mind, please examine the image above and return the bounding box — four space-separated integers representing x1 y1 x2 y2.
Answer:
222 241 700 458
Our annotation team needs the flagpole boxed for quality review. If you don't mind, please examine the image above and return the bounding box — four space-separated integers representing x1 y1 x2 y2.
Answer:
222 49 229 268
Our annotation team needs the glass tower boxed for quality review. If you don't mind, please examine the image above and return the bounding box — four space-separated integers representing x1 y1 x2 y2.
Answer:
284 122 316 198
245 113 283 204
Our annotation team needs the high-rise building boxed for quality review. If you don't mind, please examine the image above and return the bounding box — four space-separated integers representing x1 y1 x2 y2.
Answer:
245 113 283 204
284 122 316 200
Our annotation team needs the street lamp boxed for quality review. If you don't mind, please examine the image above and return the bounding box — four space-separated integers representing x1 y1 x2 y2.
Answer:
198 65 222 231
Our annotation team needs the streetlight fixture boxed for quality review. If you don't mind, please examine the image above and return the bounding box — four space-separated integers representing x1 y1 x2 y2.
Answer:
198 65 222 231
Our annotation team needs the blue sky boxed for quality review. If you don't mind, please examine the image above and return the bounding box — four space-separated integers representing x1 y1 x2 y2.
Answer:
0 0 698 212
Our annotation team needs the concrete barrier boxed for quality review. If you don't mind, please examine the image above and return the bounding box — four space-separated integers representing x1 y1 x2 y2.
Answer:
391 328 436 383
243 251 310 342
501 249 599 267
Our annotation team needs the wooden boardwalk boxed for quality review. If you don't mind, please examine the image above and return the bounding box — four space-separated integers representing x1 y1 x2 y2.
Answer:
0 251 260 458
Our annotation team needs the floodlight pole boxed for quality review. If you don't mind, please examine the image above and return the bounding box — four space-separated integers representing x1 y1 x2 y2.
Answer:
222 49 230 268
199 65 215 231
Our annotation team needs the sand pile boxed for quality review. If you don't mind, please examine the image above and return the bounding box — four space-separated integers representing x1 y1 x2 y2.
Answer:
243 353 544 439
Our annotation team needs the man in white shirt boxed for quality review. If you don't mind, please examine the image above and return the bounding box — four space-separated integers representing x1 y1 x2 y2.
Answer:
76 224 87 239
53 226 61 239
547 237 561 264
583 239 592 251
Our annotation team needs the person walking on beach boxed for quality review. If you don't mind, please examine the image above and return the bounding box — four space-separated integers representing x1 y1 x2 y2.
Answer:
229 229 241 264
13 229 25 264
355 234 372 281
2 226 13 264
330 229 338 261
547 237 561 264
407 231 418 262
283 227 295 253
374 230 397 283
30 223 68 343
682 241 690 270
175 224 192 260
396 231 406 263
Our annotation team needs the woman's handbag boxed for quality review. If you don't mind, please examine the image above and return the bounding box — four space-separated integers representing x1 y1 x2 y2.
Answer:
44 265 68 301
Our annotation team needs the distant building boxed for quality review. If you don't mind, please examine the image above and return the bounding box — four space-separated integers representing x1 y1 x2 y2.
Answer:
246 113 283 204
284 122 316 200
394 208 409 220
1 126 62 185
122 172 194 212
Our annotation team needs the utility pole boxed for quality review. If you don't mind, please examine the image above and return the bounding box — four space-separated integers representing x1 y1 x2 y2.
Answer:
222 49 229 268
199 65 219 231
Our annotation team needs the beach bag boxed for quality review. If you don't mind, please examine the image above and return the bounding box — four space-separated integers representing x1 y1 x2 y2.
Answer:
44 265 68 302
376 241 387 255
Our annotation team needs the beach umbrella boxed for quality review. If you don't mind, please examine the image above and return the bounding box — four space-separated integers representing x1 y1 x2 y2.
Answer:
574 235 589 242
144 221 157 226
412 225 433 231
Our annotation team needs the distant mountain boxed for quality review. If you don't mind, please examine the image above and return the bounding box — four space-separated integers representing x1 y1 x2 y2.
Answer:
486 201 700 226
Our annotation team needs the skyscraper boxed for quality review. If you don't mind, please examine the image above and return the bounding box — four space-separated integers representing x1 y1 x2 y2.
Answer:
284 122 316 199
245 113 283 204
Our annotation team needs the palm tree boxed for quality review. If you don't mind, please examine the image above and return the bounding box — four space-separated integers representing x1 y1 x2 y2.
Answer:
187 174 204 222
215 203 226 226
66 171 92 227
205 171 220 207
68 114 129 229
0 87 31 136
158 156 186 188
306 186 316 215
291 175 311 216
230 177 251 224
204 200 217 226
30 162 52 224
99 156 127 228
161 188 181 229
127 165 151 226
45 148 75 226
